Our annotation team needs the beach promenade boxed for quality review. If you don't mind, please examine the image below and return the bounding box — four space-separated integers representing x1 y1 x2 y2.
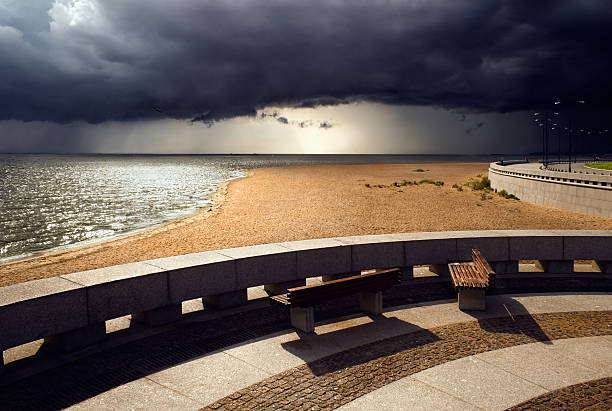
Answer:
1 292 610 410
1 163 612 410
489 161 612 218
2 163 612 286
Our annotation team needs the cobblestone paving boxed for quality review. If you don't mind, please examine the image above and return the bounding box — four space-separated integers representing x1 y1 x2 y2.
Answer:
507 377 612 410
203 311 612 411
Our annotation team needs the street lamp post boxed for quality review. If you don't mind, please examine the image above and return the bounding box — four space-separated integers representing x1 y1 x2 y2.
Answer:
553 100 585 173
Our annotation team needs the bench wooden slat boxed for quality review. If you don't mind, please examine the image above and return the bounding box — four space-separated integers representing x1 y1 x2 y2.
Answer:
472 249 495 288
283 268 400 307
269 294 290 306
448 249 496 291
449 262 488 289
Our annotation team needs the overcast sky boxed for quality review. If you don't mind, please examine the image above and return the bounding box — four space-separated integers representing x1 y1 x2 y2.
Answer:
0 0 610 154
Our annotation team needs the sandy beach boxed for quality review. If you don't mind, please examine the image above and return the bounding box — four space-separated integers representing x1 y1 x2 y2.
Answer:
2 162 611 287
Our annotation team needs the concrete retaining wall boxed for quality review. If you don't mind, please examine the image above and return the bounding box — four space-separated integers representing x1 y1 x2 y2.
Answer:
488 162 612 217
1 230 612 365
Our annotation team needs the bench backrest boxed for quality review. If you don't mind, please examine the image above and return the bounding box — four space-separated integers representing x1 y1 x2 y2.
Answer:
472 249 495 288
287 268 400 307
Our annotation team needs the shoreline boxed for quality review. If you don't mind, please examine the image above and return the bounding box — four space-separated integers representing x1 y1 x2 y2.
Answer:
2 162 612 287
0 173 247 268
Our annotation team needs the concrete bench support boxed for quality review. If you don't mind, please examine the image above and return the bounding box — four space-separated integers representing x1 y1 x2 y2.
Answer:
359 291 383 315
290 306 314 333
44 322 106 353
132 303 182 326
492 260 518 274
264 280 306 295
536 260 574 274
203 289 247 309
593 261 612 274
322 272 359 282
458 289 486 311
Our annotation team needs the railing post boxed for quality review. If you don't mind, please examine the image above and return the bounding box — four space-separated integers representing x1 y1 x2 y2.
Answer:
399 265 414 281
203 290 247 309
429 264 450 276
132 303 182 326
491 260 518 274
593 261 612 274
44 322 106 353
535 260 574 273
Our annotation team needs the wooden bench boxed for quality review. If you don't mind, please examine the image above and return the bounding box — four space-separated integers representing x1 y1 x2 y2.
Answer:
448 249 495 310
269 268 401 332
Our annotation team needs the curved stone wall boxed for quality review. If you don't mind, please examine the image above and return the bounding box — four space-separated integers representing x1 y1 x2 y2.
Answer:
488 162 612 217
1 230 612 368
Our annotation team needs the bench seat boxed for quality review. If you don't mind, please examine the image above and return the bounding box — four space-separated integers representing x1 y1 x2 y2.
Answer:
270 268 400 332
448 249 495 311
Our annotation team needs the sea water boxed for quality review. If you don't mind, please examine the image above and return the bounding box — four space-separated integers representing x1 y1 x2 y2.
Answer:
0 154 498 262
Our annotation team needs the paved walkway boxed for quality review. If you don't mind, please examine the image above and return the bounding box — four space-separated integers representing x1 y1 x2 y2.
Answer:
56 293 611 411
504 161 612 175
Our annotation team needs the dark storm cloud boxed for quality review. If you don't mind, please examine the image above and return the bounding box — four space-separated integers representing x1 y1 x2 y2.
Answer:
1 0 611 124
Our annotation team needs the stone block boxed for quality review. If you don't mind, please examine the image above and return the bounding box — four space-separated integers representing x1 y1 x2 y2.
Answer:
536 260 574 274
593 261 612 274
290 306 314 333
62 262 168 324
492 260 519 274
507 234 564 261
132 303 182 326
279 239 351 278
203 289 247 309
0 277 87 350
359 291 383 315
405 238 457 266
264 280 306 295
217 244 296 289
456 235 508 261
564 235 612 260
458 289 486 311
146 252 236 304
336 235 404 271
44 322 106 352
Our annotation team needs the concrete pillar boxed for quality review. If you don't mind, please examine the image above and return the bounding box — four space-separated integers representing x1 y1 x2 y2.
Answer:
290 306 314 333
429 264 450 276
492 260 518 274
593 261 612 274
536 260 574 274
203 289 247 309
44 322 106 353
322 272 359 282
399 266 414 281
264 279 306 295
458 289 486 311
359 291 383 315
132 303 182 326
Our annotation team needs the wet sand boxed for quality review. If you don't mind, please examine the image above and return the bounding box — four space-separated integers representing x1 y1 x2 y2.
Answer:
2 162 611 287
